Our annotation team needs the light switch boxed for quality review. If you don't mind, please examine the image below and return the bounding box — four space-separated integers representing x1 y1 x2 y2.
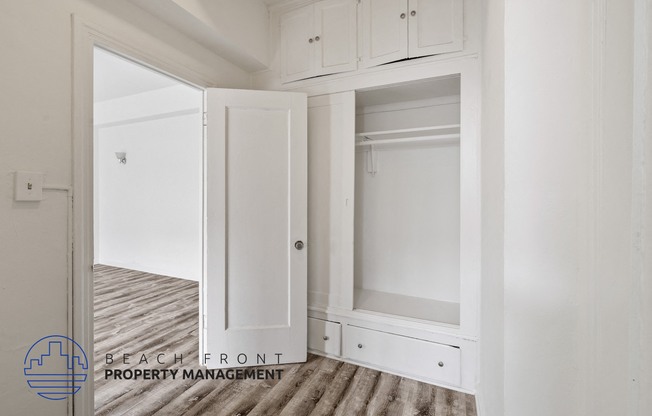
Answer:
15 171 44 201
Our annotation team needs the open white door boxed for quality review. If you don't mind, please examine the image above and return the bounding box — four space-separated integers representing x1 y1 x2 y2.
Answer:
202 88 307 369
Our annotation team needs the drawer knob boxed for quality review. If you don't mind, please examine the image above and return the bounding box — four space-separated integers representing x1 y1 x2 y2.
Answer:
400 13 406 19
438 361 444 367
323 336 329 341
357 343 363 349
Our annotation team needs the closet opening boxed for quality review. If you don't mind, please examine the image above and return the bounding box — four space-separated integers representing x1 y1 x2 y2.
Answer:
353 75 462 326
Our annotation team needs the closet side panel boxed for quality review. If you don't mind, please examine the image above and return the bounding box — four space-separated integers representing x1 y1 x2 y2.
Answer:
308 92 355 310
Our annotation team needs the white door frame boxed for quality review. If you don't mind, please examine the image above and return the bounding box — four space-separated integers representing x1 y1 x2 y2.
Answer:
71 15 212 415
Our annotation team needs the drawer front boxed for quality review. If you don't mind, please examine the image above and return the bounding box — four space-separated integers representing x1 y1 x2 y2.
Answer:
308 317 341 356
343 325 461 385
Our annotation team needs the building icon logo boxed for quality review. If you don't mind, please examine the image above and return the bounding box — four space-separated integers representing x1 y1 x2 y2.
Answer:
23 335 89 400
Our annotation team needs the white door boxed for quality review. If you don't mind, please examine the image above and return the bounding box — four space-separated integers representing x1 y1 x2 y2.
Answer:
407 0 463 58
361 0 408 68
314 0 358 76
280 4 315 83
202 88 307 369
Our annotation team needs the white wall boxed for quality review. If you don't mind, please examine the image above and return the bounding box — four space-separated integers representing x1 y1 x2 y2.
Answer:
173 0 270 67
503 1 592 414
478 0 504 414
94 83 203 281
0 1 249 414
502 0 649 415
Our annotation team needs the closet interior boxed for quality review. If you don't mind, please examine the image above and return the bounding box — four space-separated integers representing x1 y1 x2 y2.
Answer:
353 75 462 326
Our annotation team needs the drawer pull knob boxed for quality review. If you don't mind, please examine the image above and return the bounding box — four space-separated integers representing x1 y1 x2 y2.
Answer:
357 343 363 349
323 336 329 341
438 361 444 367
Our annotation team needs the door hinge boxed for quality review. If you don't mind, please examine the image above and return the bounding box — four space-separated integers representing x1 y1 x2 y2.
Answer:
203 112 207 126
203 314 207 329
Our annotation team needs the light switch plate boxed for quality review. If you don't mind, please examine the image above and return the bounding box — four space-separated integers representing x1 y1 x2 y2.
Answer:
15 171 44 201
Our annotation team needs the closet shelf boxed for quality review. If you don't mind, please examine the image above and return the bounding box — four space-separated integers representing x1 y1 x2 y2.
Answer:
354 288 460 326
355 124 460 148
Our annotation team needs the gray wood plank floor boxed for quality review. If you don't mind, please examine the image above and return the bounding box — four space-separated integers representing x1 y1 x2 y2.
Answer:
94 265 477 416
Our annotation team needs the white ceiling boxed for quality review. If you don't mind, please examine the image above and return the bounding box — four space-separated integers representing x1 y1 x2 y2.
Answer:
93 47 180 102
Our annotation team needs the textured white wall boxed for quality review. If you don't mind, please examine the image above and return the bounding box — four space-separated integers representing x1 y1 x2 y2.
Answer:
94 84 203 281
0 1 249 414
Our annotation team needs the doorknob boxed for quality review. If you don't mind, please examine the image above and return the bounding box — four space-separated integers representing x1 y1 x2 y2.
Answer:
294 241 305 250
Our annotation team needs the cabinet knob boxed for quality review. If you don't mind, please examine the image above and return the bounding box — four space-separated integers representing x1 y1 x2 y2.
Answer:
357 343 363 349
308 38 314 43
315 36 320 42
294 240 305 250
438 361 444 367
411 10 416 16
400 12 406 19
323 335 329 341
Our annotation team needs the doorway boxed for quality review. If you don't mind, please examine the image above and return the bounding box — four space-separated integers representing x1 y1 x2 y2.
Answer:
93 47 203 280
92 46 204 412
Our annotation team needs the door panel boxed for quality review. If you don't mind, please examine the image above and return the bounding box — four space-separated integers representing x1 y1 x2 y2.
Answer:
280 5 315 83
204 88 307 369
225 107 290 329
408 0 463 58
361 0 408 68
315 0 358 75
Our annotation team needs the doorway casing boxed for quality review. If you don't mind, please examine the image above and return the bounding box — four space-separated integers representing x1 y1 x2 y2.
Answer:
72 15 213 415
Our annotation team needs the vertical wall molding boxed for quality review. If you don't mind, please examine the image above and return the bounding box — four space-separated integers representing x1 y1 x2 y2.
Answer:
630 0 649 413
586 1 607 414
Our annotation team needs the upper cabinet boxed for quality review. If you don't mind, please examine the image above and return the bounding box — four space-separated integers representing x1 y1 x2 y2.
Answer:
361 0 463 68
280 0 358 83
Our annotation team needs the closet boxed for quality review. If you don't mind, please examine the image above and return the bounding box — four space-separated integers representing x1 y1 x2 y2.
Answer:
353 76 461 325
306 69 479 392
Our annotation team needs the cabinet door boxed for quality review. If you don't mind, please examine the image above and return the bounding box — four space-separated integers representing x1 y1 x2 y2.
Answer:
314 0 358 76
280 4 315 83
203 88 307 369
408 0 463 58
361 0 409 68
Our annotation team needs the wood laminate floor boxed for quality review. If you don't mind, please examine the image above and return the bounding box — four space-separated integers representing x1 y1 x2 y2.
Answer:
94 265 477 416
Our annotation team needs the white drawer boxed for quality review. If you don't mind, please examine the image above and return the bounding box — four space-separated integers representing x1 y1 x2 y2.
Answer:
343 325 461 386
308 317 341 356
